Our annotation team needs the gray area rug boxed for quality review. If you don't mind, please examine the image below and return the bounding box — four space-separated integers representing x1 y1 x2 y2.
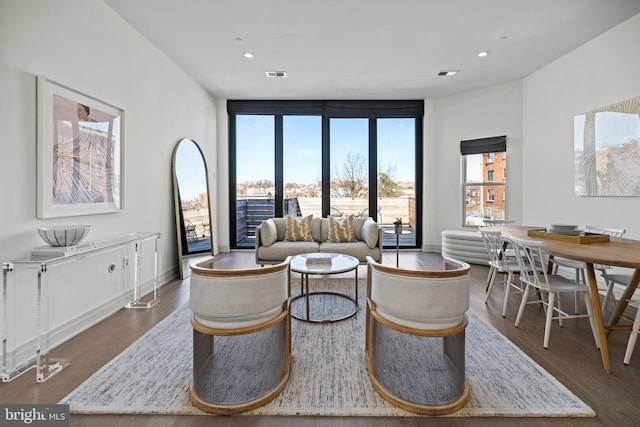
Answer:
60 279 595 417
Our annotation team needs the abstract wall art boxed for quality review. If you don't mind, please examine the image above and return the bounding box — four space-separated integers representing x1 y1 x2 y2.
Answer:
37 76 124 218
574 96 640 196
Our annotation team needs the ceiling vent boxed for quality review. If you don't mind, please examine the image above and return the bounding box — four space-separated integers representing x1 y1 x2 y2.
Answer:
438 70 459 76
265 71 287 78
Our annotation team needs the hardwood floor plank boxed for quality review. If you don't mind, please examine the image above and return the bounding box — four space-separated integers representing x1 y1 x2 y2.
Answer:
2 250 639 427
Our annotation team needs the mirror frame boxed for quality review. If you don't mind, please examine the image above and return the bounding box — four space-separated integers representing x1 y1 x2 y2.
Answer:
172 138 214 279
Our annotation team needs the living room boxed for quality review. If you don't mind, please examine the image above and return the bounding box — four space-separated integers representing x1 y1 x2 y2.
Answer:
2 0 640 425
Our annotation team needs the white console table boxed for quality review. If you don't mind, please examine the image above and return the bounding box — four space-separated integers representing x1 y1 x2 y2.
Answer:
2 232 160 383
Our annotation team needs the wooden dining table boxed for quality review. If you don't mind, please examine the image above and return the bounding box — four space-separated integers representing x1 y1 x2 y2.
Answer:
487 225 640 373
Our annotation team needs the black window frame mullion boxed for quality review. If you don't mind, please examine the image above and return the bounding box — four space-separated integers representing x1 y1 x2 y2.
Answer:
274 116 284 217
414 117 423 249
322 117 330 217
368 119 378 221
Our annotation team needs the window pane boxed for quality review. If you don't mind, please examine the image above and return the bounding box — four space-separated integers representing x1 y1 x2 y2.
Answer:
235 115 275 246
283 116 322 218
464 151 507 226
330 118 369 217
378 118 416 246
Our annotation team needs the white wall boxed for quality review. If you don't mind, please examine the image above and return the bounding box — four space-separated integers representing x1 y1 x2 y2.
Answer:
0 0 218 274
522 13 640 239
423 80 524 251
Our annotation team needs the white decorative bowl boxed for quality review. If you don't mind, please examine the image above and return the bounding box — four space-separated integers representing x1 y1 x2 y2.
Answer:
38 225 91 247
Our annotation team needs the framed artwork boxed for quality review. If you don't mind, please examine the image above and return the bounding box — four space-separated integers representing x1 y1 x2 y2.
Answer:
37 76 124 218
574 95 640 196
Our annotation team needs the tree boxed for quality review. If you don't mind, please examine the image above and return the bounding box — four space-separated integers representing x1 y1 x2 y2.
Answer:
377 162 401 197
334 152 368 198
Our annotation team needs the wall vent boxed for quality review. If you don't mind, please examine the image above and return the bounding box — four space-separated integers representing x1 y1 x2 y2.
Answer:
265 71 287 78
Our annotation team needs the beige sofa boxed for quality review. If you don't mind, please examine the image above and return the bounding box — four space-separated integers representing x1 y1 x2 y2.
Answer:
255 216 383 266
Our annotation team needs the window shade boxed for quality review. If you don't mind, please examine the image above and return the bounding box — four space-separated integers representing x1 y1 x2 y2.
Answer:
227 100 424 118
460 136 506 155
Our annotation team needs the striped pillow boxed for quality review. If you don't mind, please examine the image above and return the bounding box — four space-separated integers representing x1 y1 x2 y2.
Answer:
328 215 355 243
285 215 314 242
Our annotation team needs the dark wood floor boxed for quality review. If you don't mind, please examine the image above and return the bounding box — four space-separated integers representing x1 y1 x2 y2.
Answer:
2 250 639 426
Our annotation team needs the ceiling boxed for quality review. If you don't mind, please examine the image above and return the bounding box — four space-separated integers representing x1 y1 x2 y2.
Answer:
103 0 640 100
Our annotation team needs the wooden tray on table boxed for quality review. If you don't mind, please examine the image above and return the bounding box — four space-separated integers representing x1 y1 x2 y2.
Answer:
527 229 610 244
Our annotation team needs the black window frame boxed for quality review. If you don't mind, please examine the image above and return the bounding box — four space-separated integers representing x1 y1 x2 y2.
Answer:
228 100 424 249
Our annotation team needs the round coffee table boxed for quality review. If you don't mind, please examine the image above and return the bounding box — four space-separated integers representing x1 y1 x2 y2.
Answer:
290 253 359 323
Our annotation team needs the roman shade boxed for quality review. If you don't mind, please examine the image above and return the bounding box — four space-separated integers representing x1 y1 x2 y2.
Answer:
460 135 506 155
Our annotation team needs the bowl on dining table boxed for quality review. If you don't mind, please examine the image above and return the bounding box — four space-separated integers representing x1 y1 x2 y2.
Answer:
549 224 580 230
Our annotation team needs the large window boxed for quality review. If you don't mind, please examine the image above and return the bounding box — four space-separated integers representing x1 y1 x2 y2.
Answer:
461 136 507 226
228 100 423 249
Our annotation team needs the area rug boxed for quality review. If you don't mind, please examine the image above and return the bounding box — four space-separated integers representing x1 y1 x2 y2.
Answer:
60 279 595 417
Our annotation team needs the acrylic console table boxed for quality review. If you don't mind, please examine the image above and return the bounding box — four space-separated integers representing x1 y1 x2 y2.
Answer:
2 232 160 383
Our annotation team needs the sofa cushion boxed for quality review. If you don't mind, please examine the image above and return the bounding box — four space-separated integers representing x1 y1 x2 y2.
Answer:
310 217 322 242
361 217 378 249
285 215 314 242
273 217 287 241
328 215 356 242
260 218 278 247
258 241 319 261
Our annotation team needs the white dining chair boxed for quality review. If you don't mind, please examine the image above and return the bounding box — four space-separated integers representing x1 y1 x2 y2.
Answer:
549 225 625 313
597 272 640 365
507 235 601 349
479 229 524 317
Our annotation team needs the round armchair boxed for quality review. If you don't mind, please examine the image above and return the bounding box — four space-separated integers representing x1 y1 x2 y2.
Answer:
365 256 471 415
188 257 291 415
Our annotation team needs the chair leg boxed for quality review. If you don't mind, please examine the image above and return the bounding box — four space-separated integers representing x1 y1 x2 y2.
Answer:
624 307 640 365
486 265 495 292
485 268 498 303
501 272 514 317
543 292 556 349
557 293 564 327
574 269 582 314
514 284 531 327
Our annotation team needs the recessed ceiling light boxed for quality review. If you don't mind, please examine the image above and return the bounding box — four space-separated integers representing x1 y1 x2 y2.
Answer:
243 52 254 58
478 51 489 57
438 70 458 76
266 71 287 78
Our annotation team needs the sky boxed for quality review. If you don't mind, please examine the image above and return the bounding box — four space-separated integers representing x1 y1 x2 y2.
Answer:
235 115 416 185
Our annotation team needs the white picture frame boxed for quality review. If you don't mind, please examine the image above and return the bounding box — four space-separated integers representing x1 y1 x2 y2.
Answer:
37 76 125 218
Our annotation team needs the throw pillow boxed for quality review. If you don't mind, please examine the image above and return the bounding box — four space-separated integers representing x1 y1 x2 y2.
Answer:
260 218 277 247
361 217 378 249
328 215 356 243
352 216 367 241
285 215 314 242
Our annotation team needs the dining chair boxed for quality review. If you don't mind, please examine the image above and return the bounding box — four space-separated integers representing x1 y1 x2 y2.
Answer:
548 225 625 313
479 229 524 317
597 272 640 365
507 235 601 349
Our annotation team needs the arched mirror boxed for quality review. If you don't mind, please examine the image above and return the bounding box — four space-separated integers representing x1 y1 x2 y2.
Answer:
172 138 213 279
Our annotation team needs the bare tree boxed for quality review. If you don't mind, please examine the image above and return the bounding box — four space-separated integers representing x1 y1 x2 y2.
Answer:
334 152 368 198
